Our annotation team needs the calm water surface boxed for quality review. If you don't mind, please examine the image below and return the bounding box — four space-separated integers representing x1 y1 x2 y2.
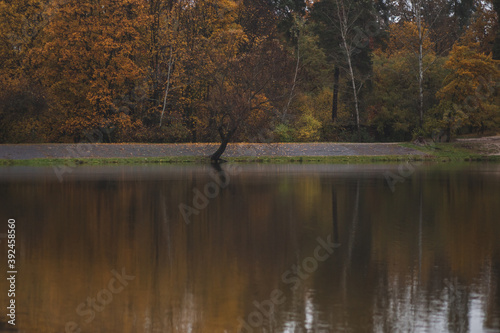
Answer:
0 163 499 333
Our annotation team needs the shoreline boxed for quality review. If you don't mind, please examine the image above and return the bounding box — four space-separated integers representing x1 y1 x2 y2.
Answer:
0 141 499 166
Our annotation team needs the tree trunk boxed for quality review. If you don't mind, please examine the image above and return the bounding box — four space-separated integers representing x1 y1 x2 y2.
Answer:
346 47 361 142
416 0 425 127
283 43 300 122
150 2 160 103
210 126 237 162
210 139 230 162
160 45 174 127
418 28 424 127
446 121 451 142
336 0 361 141
332 66 340 122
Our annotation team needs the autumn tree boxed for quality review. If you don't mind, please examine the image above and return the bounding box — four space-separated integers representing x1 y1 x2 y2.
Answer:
459 0 499 55
367 48 448 141
157 0 243 142
239 0 305 123
36 0 148 142
195 4 293 161
433 44 500 138
385 19 441 129
207 39 293 160
384 0 487 127
147 0 178 107
1 0 498 145
384 0 475 53
0 0 50 142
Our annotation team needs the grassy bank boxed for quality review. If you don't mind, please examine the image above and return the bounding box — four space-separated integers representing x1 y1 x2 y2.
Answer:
0 142 498 166
0 154 431 166
0 156 209 166
401 142 500 162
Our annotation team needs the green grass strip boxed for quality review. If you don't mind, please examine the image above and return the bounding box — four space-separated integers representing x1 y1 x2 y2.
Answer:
400 142 500 162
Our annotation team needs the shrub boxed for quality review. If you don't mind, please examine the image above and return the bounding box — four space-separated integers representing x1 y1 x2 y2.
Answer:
274 123 295 142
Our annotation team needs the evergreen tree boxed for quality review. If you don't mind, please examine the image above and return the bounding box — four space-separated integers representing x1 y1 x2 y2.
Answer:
493 0 500 59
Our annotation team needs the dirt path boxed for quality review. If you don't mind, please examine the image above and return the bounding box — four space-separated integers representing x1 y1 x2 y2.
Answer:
0 142 425 160
456 136 500 156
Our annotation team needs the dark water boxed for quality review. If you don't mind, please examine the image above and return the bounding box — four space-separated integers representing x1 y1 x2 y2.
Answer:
0 163 500 333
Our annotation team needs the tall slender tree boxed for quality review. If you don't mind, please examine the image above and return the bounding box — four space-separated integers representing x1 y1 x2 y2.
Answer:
311 0 376 140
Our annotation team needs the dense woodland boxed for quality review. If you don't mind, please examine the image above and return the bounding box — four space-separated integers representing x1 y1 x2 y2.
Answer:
0 0 499 146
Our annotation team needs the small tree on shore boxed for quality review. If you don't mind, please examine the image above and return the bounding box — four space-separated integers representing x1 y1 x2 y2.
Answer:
204 32 293 161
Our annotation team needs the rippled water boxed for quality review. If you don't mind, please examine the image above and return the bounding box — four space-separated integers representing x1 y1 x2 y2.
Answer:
0 163 499 333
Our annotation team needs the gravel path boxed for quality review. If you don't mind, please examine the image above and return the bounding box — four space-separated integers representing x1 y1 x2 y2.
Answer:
456 136 500 156
0 142 425 160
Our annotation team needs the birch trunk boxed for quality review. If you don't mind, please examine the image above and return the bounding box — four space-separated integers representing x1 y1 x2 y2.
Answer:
336 0 361 141
416 0 424 126
160 45 174 127
283 43 300 122
346 46 361 141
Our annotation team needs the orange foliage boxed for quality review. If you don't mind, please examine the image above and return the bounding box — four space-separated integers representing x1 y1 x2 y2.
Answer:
437 44 500 131
35 0 148 140
459 2 499 55
385 21 434 57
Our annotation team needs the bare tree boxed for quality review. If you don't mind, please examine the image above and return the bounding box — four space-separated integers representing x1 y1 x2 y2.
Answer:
205 36 293 162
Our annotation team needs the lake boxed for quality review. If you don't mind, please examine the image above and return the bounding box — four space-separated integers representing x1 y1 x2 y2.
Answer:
0 163 499 333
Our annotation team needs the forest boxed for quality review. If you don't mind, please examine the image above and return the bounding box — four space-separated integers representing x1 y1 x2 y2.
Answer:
0 0 499 145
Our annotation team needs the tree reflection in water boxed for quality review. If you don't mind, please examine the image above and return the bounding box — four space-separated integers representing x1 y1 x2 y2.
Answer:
0 164 499 332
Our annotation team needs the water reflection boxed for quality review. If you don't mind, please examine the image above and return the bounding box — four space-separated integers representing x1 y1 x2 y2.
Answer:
0 164 499 332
